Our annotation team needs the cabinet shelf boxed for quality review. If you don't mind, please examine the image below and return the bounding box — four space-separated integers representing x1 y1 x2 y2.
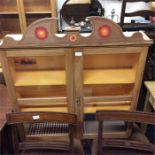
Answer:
20 107 68 113
25 11 51 14
17 97 67 107
15 70 66 86
84 104 131 114
84 69 135 84
0 12 18 15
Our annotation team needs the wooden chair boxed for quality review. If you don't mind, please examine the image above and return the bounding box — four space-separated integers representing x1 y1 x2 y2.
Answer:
120 0 155 32
120 0 155 81
6 112 84 155
92 110 155 155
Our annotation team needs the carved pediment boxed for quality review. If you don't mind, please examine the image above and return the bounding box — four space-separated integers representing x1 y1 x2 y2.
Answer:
0 17 152 48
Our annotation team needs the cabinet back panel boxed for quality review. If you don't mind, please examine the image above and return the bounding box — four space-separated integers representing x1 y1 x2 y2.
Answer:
84 84 133 96
0 0 17 12
26 14 51 27
20 107 68 113
19 101 68 113
0 15 20 38
84 104 131 114
84 53 139 69
13 56 66 71
24 0 51 12
16 86 67 98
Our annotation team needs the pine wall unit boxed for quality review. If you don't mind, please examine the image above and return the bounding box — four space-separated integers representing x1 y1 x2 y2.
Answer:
0 0 57 38
0 17 152 139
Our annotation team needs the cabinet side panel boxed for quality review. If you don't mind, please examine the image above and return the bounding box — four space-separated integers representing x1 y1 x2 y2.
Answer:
131 46 149 110
0 51 18 110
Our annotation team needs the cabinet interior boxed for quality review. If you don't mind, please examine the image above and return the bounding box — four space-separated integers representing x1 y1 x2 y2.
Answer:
83 51 140 114
8 54 68 112
0 16 151 139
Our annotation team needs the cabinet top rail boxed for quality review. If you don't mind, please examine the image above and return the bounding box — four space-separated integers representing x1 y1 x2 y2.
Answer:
0 17 153 49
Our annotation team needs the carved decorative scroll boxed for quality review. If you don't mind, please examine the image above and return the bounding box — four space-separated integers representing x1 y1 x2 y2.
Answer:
0 17 152 48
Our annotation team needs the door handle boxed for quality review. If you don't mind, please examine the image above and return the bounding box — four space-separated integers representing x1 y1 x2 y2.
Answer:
76 97 81 106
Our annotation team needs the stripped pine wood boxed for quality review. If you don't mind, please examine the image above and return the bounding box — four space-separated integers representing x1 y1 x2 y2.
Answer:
0 17 152 139
15 70 66 86
84 69 135 84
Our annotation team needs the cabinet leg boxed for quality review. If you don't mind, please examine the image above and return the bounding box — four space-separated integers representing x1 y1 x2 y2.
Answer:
141 92 152 133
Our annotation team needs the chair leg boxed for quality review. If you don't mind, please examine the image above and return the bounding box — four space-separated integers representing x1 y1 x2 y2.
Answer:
91 140 97 155
11 126 19 155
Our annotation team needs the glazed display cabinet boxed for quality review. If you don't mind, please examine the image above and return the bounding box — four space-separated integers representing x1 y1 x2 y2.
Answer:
0 17 152 139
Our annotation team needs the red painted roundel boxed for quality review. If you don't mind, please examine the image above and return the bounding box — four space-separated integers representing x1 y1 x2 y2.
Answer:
35 27 48 40
98 25 111 39
69 34 77 42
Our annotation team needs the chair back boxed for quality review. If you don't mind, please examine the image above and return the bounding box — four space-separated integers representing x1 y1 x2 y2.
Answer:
6 112 77 154
96 110 155 154
120 0 155 28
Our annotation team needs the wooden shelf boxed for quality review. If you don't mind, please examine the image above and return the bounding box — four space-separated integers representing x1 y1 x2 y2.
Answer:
20 107 68 113
25 11 51 14
84 69 135 84
84 104 131 114
0 12 18 15
17 97 67 107
15 70 66 86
